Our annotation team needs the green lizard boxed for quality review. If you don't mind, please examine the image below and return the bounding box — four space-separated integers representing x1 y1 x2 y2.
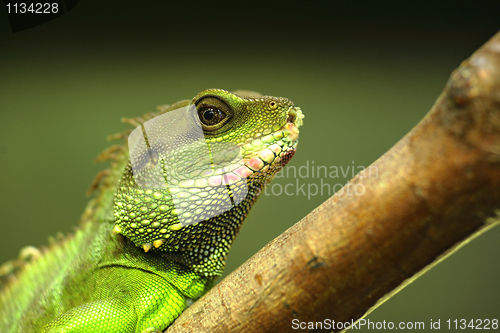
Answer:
0 89 304 332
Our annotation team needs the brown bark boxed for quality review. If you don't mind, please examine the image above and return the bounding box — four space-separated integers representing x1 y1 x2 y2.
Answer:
166 31 500 333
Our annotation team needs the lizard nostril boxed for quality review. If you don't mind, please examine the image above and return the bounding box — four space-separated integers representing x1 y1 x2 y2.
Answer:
287 107 304 128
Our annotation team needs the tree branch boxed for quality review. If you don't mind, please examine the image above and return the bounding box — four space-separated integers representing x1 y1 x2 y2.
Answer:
167 31 500 333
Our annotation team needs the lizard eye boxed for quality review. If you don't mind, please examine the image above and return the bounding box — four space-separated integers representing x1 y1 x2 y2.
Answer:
199 107 226 126
269 101 278 110
195 96 233 131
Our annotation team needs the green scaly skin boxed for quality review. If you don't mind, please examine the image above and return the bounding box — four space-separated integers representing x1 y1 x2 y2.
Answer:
0 89 304 332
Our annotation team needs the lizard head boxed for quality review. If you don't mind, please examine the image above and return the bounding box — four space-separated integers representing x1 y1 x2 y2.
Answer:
114 89 304 277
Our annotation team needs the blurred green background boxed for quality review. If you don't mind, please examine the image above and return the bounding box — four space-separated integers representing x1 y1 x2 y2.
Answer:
1 1 499 331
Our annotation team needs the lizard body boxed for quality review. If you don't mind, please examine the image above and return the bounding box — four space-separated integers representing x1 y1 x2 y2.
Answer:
0 89 304 332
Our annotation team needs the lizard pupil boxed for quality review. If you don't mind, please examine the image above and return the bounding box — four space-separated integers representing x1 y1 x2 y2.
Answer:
204 109 215 121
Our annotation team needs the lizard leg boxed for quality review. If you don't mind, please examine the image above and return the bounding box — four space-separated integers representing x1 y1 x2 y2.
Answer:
40 298 136 333
39 272 188 333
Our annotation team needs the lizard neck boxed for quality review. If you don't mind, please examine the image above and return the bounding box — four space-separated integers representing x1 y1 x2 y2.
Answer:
114 164 275 278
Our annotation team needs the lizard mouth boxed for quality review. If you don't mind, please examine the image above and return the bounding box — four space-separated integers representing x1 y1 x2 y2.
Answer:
236 106 303 176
